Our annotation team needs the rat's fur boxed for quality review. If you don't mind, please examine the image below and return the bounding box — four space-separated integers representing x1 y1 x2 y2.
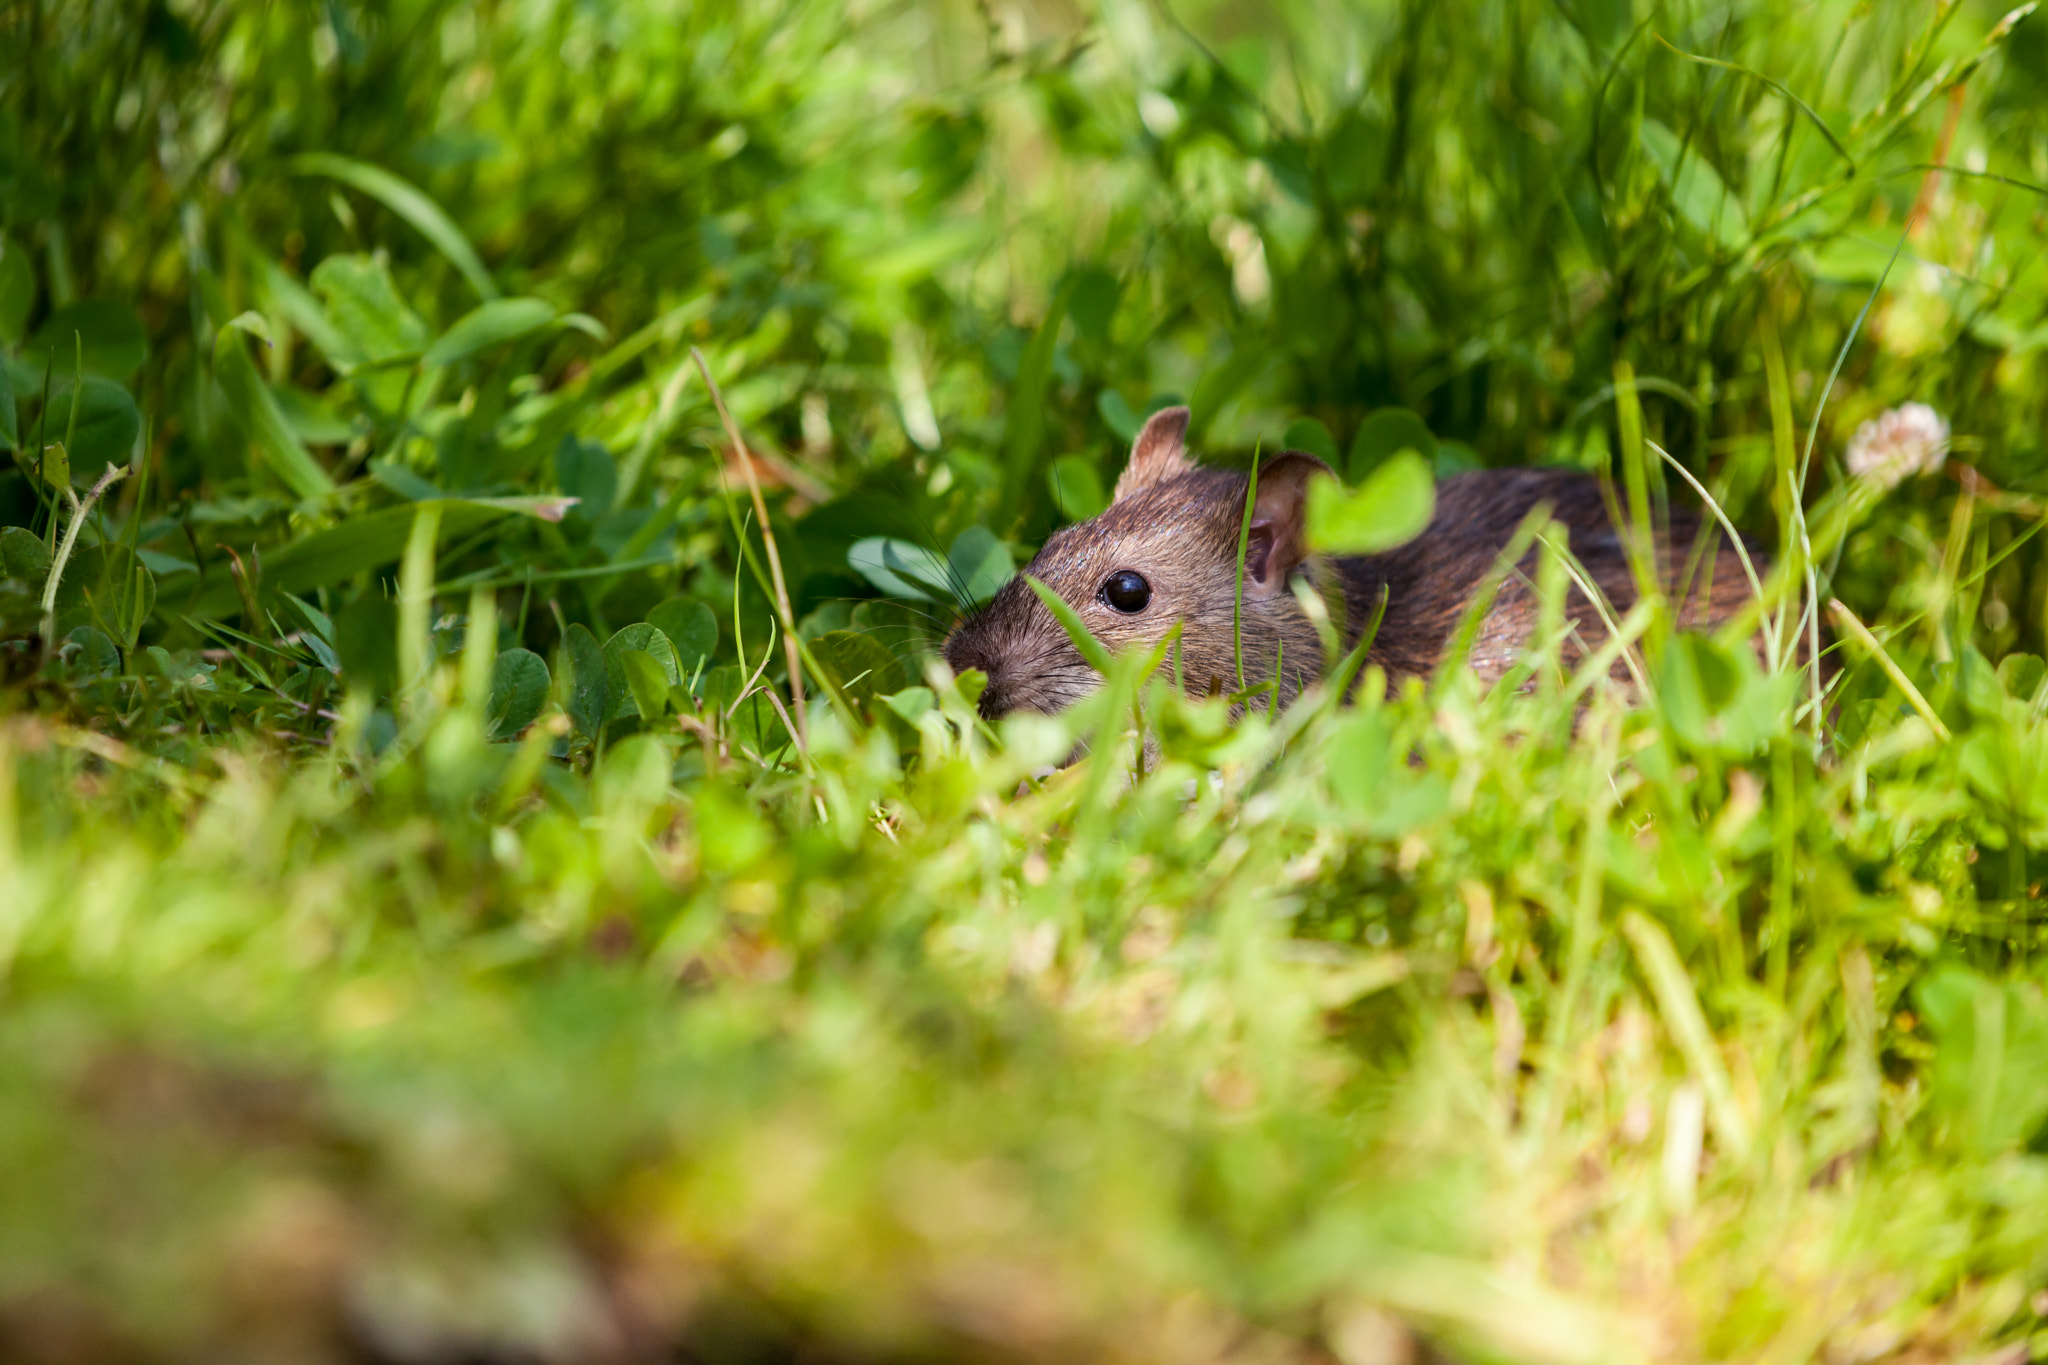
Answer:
944 407 1758 720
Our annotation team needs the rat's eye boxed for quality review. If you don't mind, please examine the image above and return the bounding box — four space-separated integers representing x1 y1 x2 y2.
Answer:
1100 570 1152 613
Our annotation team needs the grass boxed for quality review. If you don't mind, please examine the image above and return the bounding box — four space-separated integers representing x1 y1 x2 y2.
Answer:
6 0 2048 1359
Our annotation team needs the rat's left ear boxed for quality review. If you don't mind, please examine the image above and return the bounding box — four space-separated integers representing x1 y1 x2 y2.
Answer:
1113 406 1193 502
1242 451 1334 597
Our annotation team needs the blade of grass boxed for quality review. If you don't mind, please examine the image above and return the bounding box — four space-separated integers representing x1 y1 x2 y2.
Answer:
1562 600 1657 705
32 352 56 548
398 502 442 702
1533 529 1654 699
1652 33 1855 170
1432 504 1551 697
998 278 1075 531
60 334 83 478
39 461 128 654
1024 575 1113 674
436 552 679 595
1800 233 1906 487
1235 451 1260 691
1611 361 1666 647
1525 709 1618 1143
284 152 499 302
1759 314 1797 675
693 347 807 752
214 316 340 502
1827 599 1951 740
460 586 497 718
1622 911 1754 1162
615 354 697 509
1331 583 1390 704
1647 438 1775 659
1791 230 1908 735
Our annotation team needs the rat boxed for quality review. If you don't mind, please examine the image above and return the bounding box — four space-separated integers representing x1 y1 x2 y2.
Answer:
942 406 1760 721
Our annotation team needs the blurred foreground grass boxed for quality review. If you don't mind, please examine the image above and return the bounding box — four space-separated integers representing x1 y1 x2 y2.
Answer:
6 0 2048 1360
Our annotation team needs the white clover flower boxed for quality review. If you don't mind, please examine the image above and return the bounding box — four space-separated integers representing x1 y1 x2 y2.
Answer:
1845 402 1950 490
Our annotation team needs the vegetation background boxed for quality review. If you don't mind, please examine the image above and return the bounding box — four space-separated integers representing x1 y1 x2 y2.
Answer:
4 0 2048 1359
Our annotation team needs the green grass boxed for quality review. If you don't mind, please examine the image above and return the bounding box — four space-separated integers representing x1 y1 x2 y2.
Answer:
6 0 2048 1359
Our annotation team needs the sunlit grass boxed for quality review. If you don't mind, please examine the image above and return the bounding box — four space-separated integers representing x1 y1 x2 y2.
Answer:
5 0 2048 1359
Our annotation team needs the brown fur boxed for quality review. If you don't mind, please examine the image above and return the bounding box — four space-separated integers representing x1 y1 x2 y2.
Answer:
943 407 1760 720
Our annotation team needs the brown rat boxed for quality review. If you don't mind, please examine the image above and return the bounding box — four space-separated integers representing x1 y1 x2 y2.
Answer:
943 406 1760 721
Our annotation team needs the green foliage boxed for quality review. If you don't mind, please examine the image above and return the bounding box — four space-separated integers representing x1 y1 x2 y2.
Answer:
484 645 549 740
601 622 681 721
563 622 610 738
1306 450 1437 554
7 0 2048 1359
46 376 139 473
1048 451 1111 517
30 300 147 380
647 597 718 675
1349 408 1436 480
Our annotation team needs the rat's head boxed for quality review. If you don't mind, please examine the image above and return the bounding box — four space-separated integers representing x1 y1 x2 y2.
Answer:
943 406 1334 720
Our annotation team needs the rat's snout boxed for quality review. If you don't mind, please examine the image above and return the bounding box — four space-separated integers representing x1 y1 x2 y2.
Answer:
942 574 1102 722
941 621 1013 721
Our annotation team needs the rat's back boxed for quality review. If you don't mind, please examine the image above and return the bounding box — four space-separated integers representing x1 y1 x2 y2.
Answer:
1336 467 1756 685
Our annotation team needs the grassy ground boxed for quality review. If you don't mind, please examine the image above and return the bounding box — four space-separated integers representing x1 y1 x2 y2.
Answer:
5 0 2048 1360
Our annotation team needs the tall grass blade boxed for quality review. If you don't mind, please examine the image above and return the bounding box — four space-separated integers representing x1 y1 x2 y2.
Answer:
285 153 499 301
1652 34 1856 170
1622 912 1753 1162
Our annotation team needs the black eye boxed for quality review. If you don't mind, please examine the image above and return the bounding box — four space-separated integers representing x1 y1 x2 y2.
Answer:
1101 570 1151 613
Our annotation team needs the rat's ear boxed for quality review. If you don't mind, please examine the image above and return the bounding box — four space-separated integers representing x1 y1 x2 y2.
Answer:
1242 451 1334 598
1112 406 1192 502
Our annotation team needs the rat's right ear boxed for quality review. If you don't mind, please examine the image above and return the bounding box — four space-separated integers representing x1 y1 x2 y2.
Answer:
1112 406 1192 502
